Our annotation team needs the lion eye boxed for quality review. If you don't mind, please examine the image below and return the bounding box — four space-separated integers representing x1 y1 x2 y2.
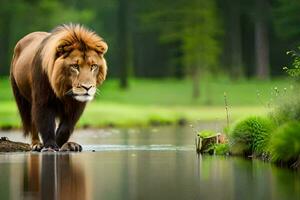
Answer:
70 64 80 71
91 64 99 71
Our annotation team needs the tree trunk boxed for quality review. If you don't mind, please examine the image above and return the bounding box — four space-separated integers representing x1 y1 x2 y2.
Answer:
117 0 130 89
192 67 200 99
228 0 243 78
0 13 11 75
255 0 270 79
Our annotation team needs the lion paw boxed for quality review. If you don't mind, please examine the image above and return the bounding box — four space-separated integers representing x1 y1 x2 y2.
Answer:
31 142 43 152
60 142 82 152
41 141 59 152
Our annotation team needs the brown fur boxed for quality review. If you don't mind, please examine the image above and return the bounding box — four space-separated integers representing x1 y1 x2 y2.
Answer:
10 24 108 150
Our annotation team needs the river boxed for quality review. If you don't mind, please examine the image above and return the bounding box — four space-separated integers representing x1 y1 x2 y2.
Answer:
0 125 299 200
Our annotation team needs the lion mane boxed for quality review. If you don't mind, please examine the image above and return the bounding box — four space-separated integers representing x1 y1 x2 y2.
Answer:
10 24 108 151
41 24 108 97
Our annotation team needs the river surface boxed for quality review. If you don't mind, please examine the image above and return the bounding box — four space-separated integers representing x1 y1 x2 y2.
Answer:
0 125 299 200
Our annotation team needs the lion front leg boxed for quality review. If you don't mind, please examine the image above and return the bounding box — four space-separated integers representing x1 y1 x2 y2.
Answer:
32 105 59 152
56 121 82 152
60 142 82 152
55 121 74 147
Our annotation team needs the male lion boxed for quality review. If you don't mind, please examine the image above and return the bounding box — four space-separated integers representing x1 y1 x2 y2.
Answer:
10 24 108 152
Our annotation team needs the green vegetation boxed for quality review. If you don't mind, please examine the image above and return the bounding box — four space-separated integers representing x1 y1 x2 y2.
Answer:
270 93 300 125
144 0 222 98
0 77 292 105
268 122 300 167
224 50 300 169
1 77 290 128
229 116 275 156
214 143 230 155
198 130 216 138
0 96 267 129
2 0 300 84
284 48 300 77
202 143 230 156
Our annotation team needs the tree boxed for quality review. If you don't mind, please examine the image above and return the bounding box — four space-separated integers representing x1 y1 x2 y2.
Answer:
117 0 130 89
142 0 222 99
272 0 300 44
222 0 244 78
0 0 94 76
254 0 270 79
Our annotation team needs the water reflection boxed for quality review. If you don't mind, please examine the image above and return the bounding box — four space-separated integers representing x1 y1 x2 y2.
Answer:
22 154 86 200
0 126 299 200
0 151 299 200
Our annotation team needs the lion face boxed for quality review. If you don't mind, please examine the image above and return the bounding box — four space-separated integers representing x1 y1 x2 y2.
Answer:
51 48 107 102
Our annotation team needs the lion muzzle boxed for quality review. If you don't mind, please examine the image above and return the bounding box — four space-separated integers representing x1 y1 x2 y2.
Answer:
72 84 96 102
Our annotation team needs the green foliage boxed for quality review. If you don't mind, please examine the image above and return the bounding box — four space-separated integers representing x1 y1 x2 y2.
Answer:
0 0 94 74
284 48 300 77
229 116 275 156
270 93 300 125
204 143 229 155
214 143 230 155
269 121 300 164
0 0 299 79
273 0 300 40
198 130 216 138
142 0 222 72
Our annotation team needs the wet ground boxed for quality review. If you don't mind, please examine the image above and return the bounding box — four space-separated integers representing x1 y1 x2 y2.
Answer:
0 125 299 200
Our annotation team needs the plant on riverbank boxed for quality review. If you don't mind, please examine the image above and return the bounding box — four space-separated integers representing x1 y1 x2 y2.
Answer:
284 48 300 78
229 116 275 156
224 47 300 169
198 130 216 138
204 143 230 155
264 47 300 169
196 130 230 155
214 143 230 155
268 121 300 169
269 93 300 125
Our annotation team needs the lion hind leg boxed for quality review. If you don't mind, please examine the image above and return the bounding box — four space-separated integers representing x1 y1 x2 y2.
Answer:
30 125 43 151
11 74 43 151
10 74 32 136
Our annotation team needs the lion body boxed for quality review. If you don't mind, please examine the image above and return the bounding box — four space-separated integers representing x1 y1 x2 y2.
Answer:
10 24 108 151
12 32 50 101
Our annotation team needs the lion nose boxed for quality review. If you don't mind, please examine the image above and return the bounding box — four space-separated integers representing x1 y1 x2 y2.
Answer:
81 84 93 91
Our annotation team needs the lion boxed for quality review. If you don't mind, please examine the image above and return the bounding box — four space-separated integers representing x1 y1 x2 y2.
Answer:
10 24 108 152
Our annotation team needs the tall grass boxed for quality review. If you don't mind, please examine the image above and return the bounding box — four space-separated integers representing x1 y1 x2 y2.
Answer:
269 121 300 168
229 116 275 156
270 92 300 125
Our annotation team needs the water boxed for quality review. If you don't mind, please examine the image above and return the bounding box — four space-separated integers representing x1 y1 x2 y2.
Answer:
0 125 299 200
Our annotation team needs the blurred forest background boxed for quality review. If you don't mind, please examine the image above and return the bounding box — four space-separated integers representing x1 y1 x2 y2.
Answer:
1 0 300 81
0 0 299 127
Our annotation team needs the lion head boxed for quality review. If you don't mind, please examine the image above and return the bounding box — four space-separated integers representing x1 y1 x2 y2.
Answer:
41 24 108 102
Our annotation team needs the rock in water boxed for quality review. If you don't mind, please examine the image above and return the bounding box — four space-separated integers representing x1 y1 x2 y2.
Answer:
0 137 31 152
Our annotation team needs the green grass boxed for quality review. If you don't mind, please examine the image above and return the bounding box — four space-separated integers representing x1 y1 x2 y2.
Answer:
269 122 300 163
97 78 293 106
1 77 293 105
0 100 267 128
0 77 290 128
229 116 275 156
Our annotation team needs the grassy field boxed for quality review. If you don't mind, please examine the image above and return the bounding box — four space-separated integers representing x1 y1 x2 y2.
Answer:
0 77 293 128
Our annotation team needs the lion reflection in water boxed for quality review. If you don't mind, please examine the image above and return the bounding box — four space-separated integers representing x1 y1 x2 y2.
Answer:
23 154 88 200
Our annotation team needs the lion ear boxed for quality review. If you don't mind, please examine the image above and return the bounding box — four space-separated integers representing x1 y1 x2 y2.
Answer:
96 41 108 55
